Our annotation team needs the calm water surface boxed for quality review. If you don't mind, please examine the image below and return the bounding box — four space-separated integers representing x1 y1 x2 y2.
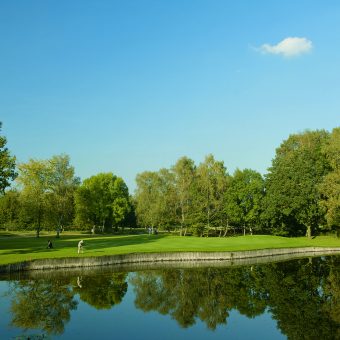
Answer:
1 256 340 339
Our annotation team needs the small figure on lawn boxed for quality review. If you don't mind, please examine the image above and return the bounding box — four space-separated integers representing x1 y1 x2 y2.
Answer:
78 240 84 254
47 240 53 249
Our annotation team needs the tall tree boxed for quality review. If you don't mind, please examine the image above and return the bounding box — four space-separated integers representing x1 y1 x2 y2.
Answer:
134 171 162 230
264 130 331 237
172 156 196 236
0 122 17 192
0 189 21 229
45 154 80 236
135 169 176 231
319 127 340 230
193 155 228 236
74 173 130 231
110 177 131 231
17 159 50 237
16 155 79 236
225 169 265 235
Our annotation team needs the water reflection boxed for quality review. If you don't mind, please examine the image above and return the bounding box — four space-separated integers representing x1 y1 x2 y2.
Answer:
8 278 77 335
72 272 128 309
2 256 340 338
131 266 267 329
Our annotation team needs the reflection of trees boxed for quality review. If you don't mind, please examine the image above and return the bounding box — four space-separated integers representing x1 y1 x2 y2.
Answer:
73 272 128 309
6 256 340 337
131 257 340 336
9 278 77 335
7 271 129 336
255 258 339 340
131 267 266 330
324 256 340 339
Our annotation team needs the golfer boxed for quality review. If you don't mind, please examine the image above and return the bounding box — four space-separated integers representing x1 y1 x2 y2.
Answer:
78 240 84 254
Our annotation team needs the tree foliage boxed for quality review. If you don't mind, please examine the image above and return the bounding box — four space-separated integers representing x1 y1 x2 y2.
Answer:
0 122 17 193
17 159 51 236
15 155 79 236
191 155 229 236
74 172 131 231
264 130 331 237
225 169 264 234
134 155 229 236
1 124 339 236
319 127 340 229
172 156 196 235
0 189 21 228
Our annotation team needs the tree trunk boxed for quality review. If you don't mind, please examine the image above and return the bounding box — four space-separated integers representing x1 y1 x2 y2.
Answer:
36 206 41 238
306 225 312 238
223 219 229 237
180 208 184 236
56 217 62 238
207 209 210 229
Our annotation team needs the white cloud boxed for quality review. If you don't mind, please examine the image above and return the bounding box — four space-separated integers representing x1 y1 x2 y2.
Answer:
259 37 313 57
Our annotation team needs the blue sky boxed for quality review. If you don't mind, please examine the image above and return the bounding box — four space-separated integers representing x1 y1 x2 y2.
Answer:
1 0 340 192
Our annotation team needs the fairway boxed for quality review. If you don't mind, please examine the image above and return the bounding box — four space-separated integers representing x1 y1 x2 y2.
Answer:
1 233 340 266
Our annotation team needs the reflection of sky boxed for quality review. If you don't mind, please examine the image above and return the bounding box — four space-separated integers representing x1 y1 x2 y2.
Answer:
0 276 285 340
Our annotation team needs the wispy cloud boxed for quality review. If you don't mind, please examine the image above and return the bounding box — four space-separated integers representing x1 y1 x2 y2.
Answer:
259 37 313 57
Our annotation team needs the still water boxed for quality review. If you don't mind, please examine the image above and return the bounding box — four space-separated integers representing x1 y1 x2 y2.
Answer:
1 256 340 339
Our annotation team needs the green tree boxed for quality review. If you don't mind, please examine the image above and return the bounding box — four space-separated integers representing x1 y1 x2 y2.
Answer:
172 156 196 236
264 130 330 237
134 170 174 231
192 155 229 236
45 154 80 236
17 159 50 237
16 155 79 236
0 189 21 229
225 169 265 235
156 168 177 231
319 127 340 230
75 173 130 231
0 122 17 193
110 177 131 231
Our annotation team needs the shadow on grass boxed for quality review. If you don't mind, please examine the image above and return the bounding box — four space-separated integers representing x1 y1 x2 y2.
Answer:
0 233 170 256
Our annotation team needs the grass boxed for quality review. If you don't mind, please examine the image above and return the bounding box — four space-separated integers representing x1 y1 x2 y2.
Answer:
0 232 340 265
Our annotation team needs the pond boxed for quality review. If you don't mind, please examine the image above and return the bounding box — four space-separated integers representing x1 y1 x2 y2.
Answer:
1 255 340 339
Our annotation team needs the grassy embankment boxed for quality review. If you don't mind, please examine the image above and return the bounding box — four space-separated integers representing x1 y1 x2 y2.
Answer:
1 231 340 266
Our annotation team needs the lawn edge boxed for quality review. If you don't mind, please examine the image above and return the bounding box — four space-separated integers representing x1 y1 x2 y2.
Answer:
1 246 340 274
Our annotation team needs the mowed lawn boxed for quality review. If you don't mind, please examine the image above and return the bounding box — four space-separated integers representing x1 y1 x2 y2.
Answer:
1 232 340 265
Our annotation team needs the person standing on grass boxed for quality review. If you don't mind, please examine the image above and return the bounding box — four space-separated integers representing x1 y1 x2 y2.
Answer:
78 240 84 254
47 240 53 249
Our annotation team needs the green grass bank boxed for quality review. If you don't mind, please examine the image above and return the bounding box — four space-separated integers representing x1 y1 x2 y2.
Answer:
1 232 340 266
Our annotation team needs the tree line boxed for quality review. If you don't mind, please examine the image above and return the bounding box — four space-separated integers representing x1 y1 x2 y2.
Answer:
0 121 339 237
134 128 340 237
0 152 134 236
0 122 134 235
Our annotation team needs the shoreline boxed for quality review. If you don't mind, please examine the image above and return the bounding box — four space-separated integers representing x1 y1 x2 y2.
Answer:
1 246 340 274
